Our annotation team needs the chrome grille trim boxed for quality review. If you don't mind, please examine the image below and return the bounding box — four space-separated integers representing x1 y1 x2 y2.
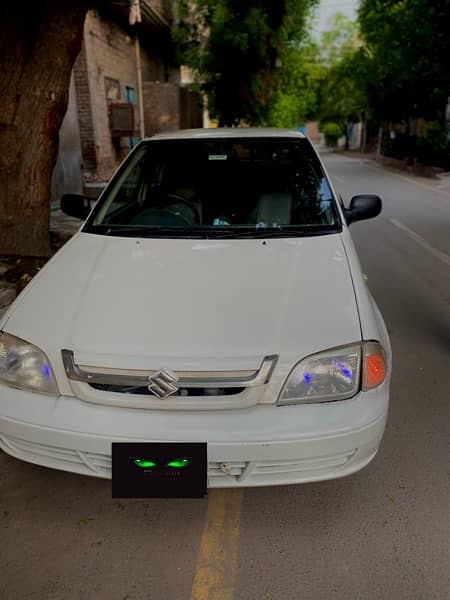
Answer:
62 350 278 389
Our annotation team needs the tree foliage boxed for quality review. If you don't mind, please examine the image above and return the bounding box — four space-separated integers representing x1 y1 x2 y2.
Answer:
316 14 367 147
318 12 360 67
358 0 450 124
173 0 318 126
261 40 324 127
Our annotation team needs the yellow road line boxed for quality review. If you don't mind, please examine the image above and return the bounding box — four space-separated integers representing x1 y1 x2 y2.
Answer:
190 488 244 600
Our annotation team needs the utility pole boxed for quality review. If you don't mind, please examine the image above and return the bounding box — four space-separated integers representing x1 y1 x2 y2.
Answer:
129 0 145 139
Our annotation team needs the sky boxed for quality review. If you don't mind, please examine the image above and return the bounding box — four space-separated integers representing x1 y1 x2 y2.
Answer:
311 0 359 35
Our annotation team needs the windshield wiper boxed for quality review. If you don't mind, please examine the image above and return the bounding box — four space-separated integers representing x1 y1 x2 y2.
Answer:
207 227 336 239
86 224 337 239
88 225 207 238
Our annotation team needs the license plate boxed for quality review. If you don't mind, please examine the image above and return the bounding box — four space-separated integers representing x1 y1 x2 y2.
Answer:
112 442 207 498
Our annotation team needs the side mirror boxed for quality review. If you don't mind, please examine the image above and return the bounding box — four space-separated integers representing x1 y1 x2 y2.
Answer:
344 194 382 225
60 194 92 220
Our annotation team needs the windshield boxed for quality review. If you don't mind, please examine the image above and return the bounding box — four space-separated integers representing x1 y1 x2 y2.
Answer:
84 138 341 238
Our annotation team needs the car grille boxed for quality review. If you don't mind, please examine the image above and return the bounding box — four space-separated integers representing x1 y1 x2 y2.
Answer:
62 350 278 409
89 383 245 396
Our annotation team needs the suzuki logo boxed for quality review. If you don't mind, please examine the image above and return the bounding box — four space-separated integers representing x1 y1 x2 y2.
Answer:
148 369 179 398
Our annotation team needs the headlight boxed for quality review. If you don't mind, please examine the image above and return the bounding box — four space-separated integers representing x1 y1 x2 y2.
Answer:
278 341 387 405
0 332 59 396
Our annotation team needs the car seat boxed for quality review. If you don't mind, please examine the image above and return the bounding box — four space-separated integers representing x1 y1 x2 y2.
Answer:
256 192 292 225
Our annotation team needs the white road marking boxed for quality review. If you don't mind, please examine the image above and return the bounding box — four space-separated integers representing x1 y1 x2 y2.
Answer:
389 218 450 268
331 174 346 185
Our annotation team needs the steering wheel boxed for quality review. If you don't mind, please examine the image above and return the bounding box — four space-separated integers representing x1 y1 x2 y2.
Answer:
154 193 201 224
131 208 193 227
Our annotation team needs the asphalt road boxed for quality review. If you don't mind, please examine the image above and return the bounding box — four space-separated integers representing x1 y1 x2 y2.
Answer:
1 153 450 600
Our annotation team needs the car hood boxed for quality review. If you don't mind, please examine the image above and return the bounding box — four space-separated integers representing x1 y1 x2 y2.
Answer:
5 233 361 371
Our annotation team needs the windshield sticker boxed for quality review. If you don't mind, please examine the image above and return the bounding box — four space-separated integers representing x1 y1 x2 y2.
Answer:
208 154 228 161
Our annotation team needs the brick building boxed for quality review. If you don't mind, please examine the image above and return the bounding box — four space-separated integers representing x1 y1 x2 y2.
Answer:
52 0 203 201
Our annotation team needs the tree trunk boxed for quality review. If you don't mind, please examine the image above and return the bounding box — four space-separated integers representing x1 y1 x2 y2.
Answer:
0 1 89 257
344 122 350 150
376 124 384 156
361 113 367 152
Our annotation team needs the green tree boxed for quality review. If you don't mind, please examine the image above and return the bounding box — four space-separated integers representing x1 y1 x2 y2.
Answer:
318 49 369 149
358 0 450 126
316 13 367 149
173 0 318 126
319 12 360 67
261 40 325 128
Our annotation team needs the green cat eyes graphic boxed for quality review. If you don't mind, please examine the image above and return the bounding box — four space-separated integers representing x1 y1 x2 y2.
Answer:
166 458 191 468
133 457 191 469
133 459 157 468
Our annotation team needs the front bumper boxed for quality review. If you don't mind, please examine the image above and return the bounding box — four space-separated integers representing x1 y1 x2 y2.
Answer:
0 382 389 487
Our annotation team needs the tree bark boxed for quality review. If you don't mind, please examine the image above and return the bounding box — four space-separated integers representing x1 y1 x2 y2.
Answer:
344 122 350 150
0 1 89 257
361 113 367 152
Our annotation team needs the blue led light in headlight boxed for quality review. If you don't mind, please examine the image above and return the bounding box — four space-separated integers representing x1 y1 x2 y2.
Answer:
331 359 353 381
303 372 313 384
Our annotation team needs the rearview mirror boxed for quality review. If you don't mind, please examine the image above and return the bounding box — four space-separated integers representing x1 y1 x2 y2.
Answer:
60 194 92 220
344 195 382 225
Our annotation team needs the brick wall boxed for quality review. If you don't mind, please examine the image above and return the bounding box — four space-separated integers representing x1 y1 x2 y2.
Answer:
83 9 145 179
143 82 179 136
143 83 203 136
179 88 204 130
75 7 178 182
306 122 322 144
73 45 97 175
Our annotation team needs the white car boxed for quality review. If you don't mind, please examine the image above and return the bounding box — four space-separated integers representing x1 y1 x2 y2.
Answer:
0 129 391 493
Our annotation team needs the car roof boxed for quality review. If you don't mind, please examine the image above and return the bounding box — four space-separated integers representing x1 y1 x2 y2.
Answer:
147 128 306 141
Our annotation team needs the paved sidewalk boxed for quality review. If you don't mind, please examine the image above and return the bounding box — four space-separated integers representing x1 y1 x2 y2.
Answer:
50 202 83 238
360 157 450 198
435 172 450 194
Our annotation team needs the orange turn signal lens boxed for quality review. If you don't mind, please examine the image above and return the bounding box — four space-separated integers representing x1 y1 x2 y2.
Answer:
362 342 387 391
